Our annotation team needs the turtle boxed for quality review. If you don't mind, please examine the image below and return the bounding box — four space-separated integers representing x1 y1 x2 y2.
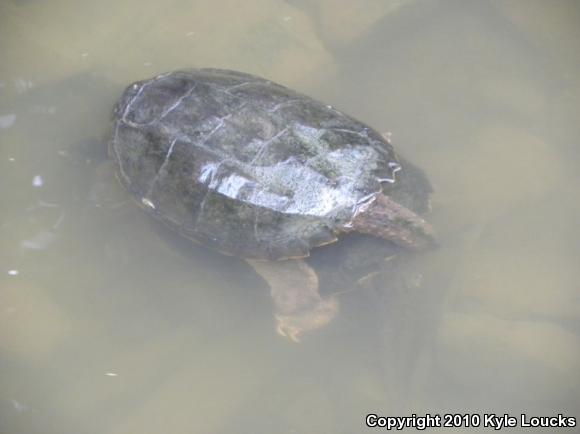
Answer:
109 68 435 342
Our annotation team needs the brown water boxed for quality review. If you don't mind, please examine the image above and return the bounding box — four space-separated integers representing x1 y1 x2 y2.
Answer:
1 1 580 433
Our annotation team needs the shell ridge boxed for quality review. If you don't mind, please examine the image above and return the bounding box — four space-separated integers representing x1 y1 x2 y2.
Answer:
157 82 198 122
121 82 147 123
111 122 131 185
249 126 290 165
144 137 179 202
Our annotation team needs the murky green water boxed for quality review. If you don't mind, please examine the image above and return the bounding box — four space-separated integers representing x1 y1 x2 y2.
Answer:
2 1 579 433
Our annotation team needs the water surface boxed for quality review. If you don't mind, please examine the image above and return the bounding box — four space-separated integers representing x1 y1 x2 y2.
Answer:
1 1 579 433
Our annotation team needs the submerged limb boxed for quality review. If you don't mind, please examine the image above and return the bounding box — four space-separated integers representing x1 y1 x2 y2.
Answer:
350 193 436 250
246 258 339 342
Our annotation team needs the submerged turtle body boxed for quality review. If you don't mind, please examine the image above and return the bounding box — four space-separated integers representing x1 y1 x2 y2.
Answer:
110 69 431 261
110 69 435 341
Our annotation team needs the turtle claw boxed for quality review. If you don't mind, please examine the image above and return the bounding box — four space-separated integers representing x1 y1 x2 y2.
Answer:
275 296 339 343
276 320 302 343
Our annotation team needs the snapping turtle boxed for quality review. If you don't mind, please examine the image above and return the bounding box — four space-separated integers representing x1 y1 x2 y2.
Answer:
110 68 434 341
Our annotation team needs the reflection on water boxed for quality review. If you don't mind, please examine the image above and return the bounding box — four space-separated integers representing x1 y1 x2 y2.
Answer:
1 0 579 433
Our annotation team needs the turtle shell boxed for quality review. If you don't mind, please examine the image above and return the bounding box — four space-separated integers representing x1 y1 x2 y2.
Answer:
110 69 400 260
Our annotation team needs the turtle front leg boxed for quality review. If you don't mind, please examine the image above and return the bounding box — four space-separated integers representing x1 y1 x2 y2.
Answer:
246 259 338 342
